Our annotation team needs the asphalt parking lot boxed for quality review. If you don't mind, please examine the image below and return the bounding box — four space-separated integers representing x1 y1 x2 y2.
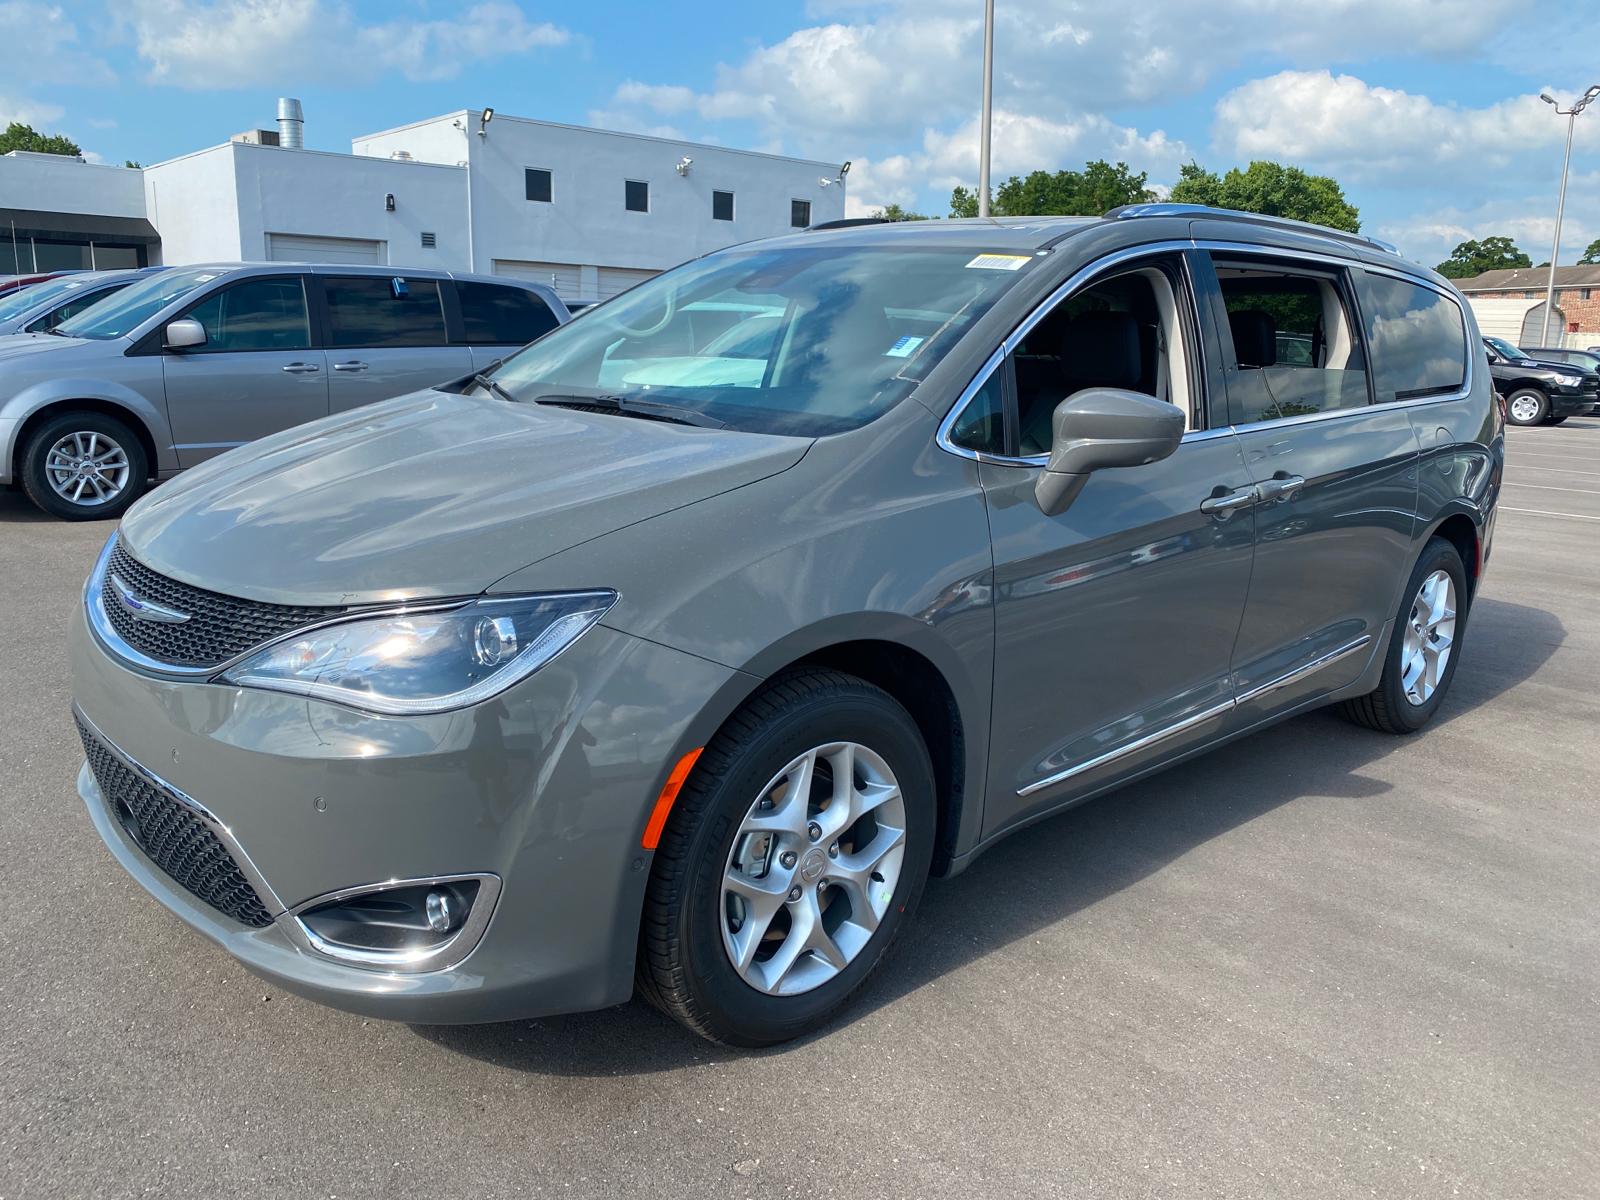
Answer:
2 422 1597 1200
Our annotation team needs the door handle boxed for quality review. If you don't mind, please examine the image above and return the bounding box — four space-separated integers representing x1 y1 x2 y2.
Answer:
281 362 320 374
332 361 369 372
1255 473 1306 503
1199 485 1259 518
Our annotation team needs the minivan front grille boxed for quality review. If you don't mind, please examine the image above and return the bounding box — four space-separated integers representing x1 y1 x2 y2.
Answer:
77 716 276 928
101 539 344 668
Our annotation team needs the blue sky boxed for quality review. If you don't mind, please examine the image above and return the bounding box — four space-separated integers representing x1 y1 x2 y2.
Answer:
9 0 1600 267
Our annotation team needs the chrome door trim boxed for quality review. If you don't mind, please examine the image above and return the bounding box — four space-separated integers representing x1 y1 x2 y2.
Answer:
936 237 1475 466
1016 698 1236 797
1015 632 1376 798
1234 635 1373 706
73 703 288 918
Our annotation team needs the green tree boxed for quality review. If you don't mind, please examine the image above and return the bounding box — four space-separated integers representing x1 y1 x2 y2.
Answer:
124 160 142 169
1434 236 1533 279
949 160 1154 218
1577 238 1600 265
871 203 928 221
0 121 81 157
1168 160 1360 231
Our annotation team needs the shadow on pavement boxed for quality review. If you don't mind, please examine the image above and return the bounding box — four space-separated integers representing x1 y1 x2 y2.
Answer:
409 598 1557 1075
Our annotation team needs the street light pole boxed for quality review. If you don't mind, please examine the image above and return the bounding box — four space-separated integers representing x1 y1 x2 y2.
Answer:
1538 85 1600 346
978 0 994 218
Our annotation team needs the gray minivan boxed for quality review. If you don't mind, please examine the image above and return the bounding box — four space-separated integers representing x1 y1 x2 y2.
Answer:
69 207 1501 1045
0 264 567 519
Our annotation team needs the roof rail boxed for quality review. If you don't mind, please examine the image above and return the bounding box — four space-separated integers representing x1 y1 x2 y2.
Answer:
806 217 890 232
1104 203 1400 256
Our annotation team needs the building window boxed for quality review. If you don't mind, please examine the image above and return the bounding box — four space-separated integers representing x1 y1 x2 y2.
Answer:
791 199 812 228
1524 290 1537 299
1584 288 1594 301
712 190 735 221
625 179 650 213
525 168 553 203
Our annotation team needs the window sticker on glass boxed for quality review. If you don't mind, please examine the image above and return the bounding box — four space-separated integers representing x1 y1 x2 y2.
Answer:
965 253 1031 271
885 335 925 358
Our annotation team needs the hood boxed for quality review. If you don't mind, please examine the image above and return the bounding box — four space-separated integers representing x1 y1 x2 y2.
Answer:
120 389 810 605
0 332 91 362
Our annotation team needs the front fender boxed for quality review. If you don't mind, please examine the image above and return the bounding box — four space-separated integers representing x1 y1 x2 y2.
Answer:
0 369 171 481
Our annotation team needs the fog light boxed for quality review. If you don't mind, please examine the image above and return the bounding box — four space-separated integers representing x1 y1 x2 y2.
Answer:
425 889 453 933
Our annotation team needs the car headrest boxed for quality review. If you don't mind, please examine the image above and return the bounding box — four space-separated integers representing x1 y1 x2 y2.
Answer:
1060 310 1143 390
1228 309 1277 368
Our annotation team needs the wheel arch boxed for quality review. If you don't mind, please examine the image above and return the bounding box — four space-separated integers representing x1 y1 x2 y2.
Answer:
11 398 161 485
1423 508 1482 601
665 617 985 878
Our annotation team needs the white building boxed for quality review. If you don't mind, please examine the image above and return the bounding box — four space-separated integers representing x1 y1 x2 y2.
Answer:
1 102 848 301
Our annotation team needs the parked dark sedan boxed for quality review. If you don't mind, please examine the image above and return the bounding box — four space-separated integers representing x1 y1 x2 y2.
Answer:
1482 336 1598 425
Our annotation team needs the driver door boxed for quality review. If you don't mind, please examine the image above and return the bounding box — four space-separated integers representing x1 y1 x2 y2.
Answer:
966 250 1257 839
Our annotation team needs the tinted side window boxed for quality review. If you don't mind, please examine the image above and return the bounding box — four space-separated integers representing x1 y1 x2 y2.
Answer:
29 284 129 332
324 277 446 348
455 282 560 345
1214 261 1368 422
182 277 311 352
947 369 1007 455
1355 272 1467 403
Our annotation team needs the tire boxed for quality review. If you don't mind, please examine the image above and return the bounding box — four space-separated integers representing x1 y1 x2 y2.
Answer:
637 668 936 1046
20 411 148 521
1341 537 1467 735
1504 387 1549 427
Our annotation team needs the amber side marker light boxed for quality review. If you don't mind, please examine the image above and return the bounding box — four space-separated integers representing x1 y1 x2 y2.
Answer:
641 747 703 850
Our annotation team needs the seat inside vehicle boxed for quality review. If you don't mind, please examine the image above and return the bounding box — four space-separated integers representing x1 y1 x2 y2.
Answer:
1015 267 1191 456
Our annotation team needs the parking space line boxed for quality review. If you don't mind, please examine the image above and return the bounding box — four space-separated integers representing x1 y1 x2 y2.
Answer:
1512 465 1600 478
1498 505 1600 522
1501 481 1600 496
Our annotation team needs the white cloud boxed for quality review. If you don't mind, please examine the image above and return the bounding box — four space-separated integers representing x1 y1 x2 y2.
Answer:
123 0 568 88
0 94 64 129
1211 70 1596 183
0 2 115 84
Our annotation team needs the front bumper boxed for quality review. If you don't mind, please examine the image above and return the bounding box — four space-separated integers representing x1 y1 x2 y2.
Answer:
70 598 741 1023
1550 387 1597 417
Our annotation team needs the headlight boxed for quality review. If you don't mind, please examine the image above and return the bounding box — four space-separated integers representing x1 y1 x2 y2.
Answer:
219 591 616 715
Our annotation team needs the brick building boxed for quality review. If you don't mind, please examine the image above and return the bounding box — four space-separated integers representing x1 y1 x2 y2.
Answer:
1454 265 1600 347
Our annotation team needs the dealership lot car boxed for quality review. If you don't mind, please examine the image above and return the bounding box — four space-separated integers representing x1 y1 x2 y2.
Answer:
0 267 164 337
1481 335 1598 425
70 207 1500 1046
1 264 568 520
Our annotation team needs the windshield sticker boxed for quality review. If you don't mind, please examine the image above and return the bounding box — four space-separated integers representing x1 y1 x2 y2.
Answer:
965 253 1031 271
885 335 925 358
193 273 217 282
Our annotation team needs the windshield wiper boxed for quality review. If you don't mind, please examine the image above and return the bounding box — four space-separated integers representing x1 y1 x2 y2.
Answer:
471 371 518 404
531 392 729 430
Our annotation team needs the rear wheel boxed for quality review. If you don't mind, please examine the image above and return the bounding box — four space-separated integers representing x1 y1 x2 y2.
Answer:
20 411 148 521
1341 538 1467 734
1504 388 1548 427
637 668 936 1046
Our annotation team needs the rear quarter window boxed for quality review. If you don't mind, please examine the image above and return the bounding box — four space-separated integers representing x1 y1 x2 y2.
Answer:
324 276 447 348
1355 272 1467 403
455 282 561 345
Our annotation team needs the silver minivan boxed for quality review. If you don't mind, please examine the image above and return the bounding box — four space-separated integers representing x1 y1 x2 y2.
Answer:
0 264 568 519
70 208 1502 1045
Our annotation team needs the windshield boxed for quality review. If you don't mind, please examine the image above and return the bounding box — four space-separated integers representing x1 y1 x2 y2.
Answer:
0 275 95 321
487 243 1035 436
55 267 221 340
1485 336 1530 362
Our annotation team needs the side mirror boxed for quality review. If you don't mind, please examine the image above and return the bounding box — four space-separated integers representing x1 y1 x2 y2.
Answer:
164 318 207 350
1035 388 1186 516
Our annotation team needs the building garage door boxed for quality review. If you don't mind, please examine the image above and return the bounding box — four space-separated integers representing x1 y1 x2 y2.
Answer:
596 266 657 300
266 234 386 265
494 259 582 298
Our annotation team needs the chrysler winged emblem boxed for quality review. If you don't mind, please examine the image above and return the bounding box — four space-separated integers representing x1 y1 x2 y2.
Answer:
108 573 192 624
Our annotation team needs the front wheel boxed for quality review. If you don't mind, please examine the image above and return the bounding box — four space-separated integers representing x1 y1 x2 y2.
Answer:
637 669 936 1046
20 411 148 521
1341 537 1467 734
1504 388 1549 427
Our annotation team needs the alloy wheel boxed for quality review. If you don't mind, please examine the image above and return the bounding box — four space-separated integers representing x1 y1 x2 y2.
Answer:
45 430 130 507
721 741 907 996
1401 569 1456 706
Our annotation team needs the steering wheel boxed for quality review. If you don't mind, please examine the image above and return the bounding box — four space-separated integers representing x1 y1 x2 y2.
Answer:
613 288 677 338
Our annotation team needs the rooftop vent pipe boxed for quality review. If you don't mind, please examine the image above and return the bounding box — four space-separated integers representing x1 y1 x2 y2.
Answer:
277 97 304 150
